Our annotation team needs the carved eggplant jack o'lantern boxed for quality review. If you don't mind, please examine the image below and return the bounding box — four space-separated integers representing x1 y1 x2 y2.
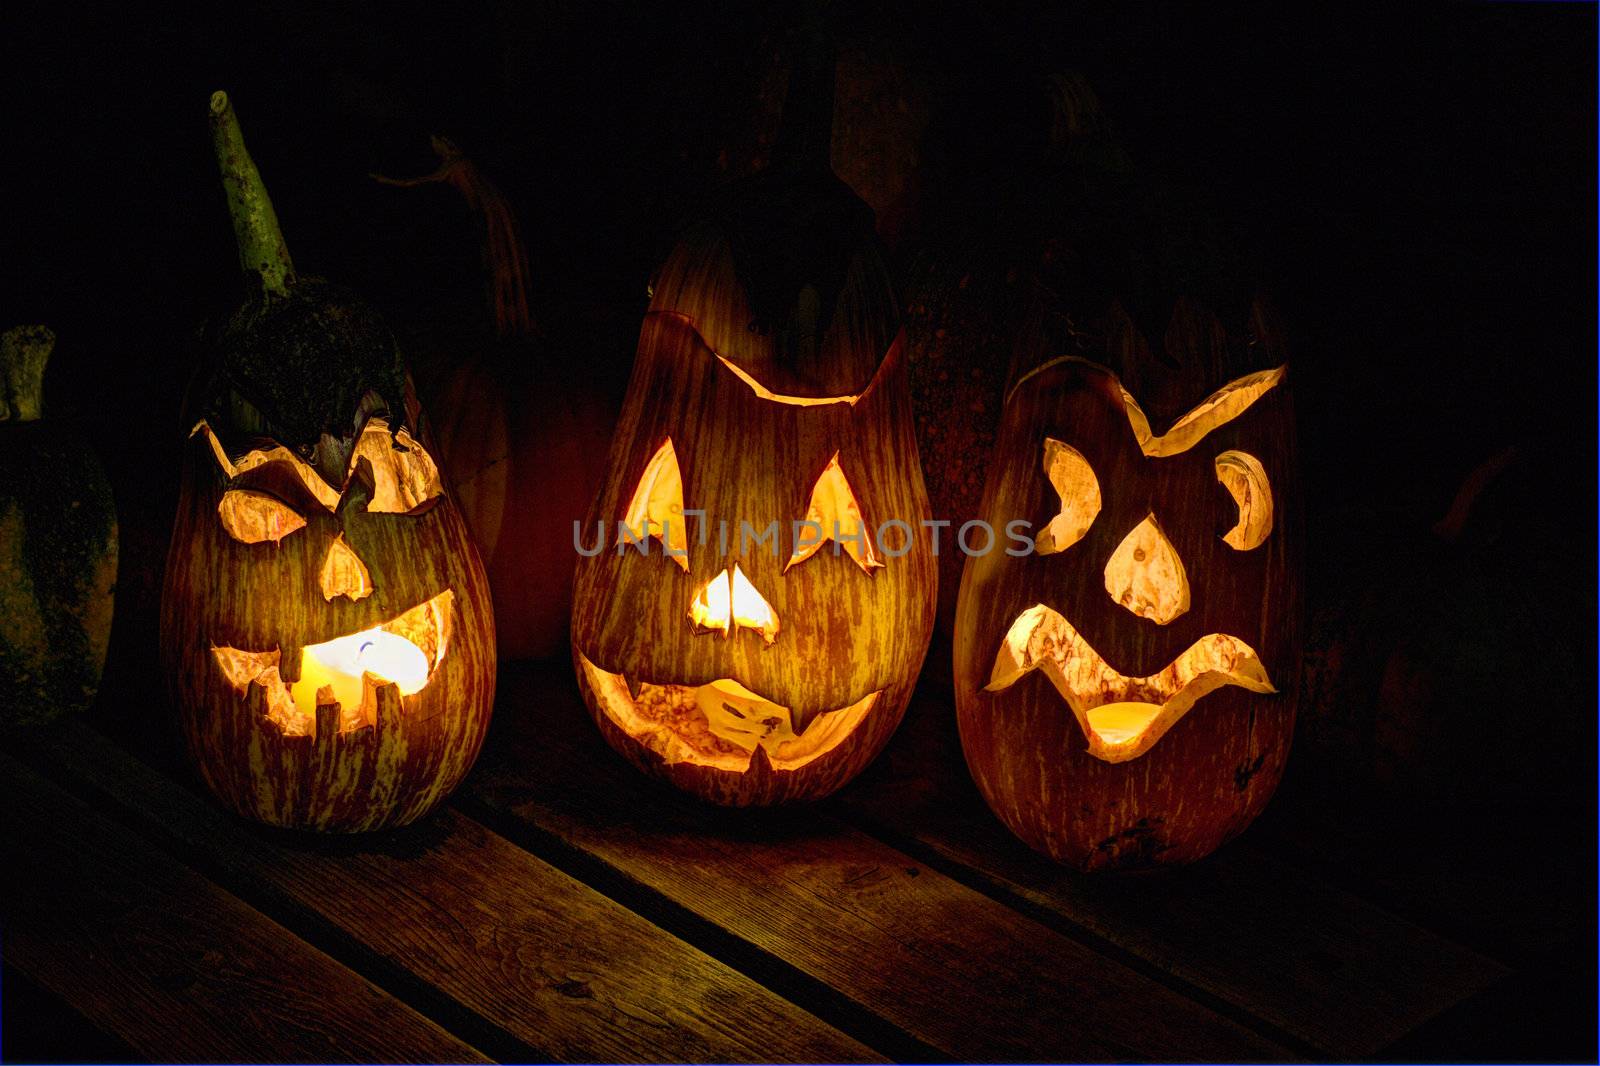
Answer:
571 31 936 806
954 306 1300 869
161 93 495 832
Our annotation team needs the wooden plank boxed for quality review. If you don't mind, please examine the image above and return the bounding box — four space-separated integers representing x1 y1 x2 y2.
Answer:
0 751 487 1065
835 684 1510 1058
38 721 880 1066
467 664 1295 1063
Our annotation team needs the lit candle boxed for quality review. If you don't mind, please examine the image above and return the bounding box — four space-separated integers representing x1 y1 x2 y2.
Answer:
288 626 430 720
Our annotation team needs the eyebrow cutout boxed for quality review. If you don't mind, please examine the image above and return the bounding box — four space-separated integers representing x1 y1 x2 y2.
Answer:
192 420 341 511
1007 358 1287 457
192 417 445 514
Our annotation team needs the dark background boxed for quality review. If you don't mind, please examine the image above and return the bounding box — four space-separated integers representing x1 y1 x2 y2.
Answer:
1 2 1595 1059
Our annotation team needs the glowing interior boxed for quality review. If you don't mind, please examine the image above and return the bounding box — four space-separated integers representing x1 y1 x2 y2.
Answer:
1036 438 1101 555
319 533 374 602
621 437 688 571
985 603 1274 763
1215 450 1273 550
193 418 444 515
785 453 883 573
211 590 454 736
1104 514 1190 624
348 421 445 514
689 564 780 643
715 355 860 408
578 653 878 771
218 488 306 544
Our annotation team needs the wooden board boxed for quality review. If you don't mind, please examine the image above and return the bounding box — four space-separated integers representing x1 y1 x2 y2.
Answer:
0 751 488 1065
466 664 1295 1063
835 684 1510 1057
32 722 880 1065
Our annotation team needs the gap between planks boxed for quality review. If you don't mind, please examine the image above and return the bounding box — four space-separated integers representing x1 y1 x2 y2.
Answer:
23 723 886 1066
0 749 491 1065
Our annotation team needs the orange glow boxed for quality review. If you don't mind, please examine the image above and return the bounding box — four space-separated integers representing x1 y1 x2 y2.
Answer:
689 564 779 644
211 590 453 736
1036 438 1100 555
217 488 305 545
1215 450 1273 550
785 453 883 574
319 533 374 602
715 355 859 407
578 653 879 771
985 603 1274 763
621 437 688 571
1104 514 1189 624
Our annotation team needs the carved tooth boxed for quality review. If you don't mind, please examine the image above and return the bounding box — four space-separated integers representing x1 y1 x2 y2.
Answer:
277 642 304 684
314 690 341 745
372 681 403 740
625 672 644 701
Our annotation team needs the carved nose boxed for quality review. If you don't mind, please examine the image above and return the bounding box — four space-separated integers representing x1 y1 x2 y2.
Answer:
688 564 780 644
1103 514 1189 624
320 533 374 602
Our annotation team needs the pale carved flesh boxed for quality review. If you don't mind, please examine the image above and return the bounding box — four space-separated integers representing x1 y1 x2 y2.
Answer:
194 417 444 515
1036 438 1100 556
1215 450 1273 550
212 590 454 737
1103 515 1190 625
986 603 1275 763
579 653 879 772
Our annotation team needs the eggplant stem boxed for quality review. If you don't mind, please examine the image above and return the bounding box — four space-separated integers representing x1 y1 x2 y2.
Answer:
210 90 295 296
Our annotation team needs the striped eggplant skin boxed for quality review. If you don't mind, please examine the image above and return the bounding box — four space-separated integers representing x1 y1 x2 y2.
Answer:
161 415 495 833
954 303 1302 870
571 231 935 807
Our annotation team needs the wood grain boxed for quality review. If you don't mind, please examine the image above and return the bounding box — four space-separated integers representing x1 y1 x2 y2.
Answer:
0 750 487 1065
836 687 1509 1056
468 663 1295 1063
36 721 878 1065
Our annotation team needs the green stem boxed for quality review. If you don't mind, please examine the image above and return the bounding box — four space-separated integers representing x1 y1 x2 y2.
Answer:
0 325 54 422
210 91 295 296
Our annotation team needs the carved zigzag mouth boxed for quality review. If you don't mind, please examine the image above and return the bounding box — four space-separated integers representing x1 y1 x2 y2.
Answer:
211 590 454 738
577 652 879 773
985 604 1275 764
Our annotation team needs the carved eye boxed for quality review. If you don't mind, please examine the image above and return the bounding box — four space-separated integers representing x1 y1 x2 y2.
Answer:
218 489 305 544
622 438 688 571
785 453 883 574
349 422 445 514
1036 438 1101 555
1215 450 1273 550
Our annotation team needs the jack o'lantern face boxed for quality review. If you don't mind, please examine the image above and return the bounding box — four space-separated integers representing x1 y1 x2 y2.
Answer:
578 433 889 773
164 399 497 832
572 307 935 802
977 360 1293 763
189 417 457 736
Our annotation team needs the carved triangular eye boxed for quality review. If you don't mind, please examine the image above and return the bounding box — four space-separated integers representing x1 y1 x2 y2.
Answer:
1215 450 1273 550
218 488 305 544
1036 438 1100 555
785 453 883 574
621 437 689 571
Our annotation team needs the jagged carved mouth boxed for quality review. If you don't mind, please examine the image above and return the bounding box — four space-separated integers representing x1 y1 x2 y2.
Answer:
212 591 454 737
986 604 1275 764
577 653 879 773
